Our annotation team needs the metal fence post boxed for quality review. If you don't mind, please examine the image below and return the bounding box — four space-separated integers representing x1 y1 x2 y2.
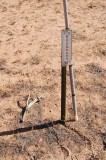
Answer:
61 0 78 121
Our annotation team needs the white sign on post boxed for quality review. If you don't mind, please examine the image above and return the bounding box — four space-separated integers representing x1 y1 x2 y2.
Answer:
61 29 72 66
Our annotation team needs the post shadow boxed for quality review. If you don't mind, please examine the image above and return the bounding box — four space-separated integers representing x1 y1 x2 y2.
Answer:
0 120 65 137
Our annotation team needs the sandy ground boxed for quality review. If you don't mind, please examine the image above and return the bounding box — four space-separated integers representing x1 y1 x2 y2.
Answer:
0 0 106 159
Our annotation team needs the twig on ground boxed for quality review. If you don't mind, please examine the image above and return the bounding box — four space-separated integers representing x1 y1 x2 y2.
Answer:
26 96 42 110
27 93 30 107
17 95 43 123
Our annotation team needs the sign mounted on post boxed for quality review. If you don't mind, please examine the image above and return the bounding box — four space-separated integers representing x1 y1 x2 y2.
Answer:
61 29 72 66
61 0 78 121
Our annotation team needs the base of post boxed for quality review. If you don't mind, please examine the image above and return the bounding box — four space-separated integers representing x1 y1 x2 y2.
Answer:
60 120 66 125
75 114 78 121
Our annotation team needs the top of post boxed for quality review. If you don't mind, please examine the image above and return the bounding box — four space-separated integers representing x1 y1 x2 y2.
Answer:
63 0 69 29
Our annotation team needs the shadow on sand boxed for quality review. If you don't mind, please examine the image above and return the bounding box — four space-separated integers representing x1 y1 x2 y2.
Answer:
0 120 65 137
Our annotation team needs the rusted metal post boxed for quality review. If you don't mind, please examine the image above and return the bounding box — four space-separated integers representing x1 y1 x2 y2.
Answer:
61 0 69 121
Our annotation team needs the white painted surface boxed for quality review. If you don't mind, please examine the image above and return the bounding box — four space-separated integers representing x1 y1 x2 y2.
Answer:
61 29 72 66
